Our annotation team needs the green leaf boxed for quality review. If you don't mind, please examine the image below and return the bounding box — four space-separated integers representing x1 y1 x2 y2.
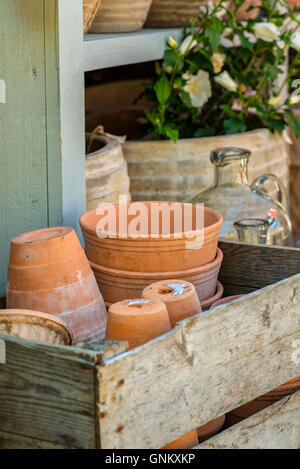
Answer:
146 109 162 127
265 119 285 134
285 109 300 138
205 27 221 51
194 126 215 138
154 75 171 105
179 90 193 108
264 64 283 81
235 30 253 51
164 125 179 142
224 119 247 135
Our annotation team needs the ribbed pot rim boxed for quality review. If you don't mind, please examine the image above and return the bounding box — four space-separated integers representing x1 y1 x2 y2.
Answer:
0 309 73 343
90 248 223 279
80 203 223 241
200 281 224 309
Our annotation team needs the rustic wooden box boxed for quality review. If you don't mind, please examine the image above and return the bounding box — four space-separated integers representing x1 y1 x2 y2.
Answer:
0 241 300 449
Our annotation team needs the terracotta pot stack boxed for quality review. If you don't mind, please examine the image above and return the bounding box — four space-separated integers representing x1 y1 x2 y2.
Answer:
7 227 107 344
80 202 224 309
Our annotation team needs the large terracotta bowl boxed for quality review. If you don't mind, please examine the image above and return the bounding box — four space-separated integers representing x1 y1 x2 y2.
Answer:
90 248 223 306
0 310 72 345
80 202 223 273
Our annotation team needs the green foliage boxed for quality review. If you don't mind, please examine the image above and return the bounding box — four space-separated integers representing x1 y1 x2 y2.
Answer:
138 0 300 142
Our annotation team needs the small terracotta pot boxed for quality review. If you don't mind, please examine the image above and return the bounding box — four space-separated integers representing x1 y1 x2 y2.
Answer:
227 378 300 427
210 295 245 310
106 299 171 350
80 202 223 273
7 227 107 344
200 281 224 311
90 248 223 306
142 280 202 328
163 430 199 450
197 415 226 443
0 310 72 345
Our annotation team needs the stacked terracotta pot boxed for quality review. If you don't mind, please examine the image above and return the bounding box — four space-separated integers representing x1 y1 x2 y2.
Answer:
6 227 107 344
80 202 224 310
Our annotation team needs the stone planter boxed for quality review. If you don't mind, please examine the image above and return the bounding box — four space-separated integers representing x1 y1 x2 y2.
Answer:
123 129 289 202
83 0 102 33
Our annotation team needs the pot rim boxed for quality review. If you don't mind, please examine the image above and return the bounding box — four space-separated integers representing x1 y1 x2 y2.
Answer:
200 281 224 309
0 309 73 343
80 202 223 241
11 227 74 246
90 247 223 279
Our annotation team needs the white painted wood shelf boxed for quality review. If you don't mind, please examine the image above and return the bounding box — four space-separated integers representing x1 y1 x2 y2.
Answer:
83 28 183 72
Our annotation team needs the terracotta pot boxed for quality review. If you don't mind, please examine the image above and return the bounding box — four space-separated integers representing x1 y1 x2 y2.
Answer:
90 0 153 33
146 0 227 28
83 0 102 33
197 415 226 443
80 202 223 273
90 248 223 306
201 281 224 312
123 130 289 202
163 430 199 450
106 298 171 349
86 134 131 210
106 298 198 449
0 310 72 345
7 227 107 344
142 280 202 328
287 0 300 8
210 295 245 309
227 378 300 427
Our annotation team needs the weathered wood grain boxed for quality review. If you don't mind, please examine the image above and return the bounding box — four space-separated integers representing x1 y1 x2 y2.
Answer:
0 334 103 448
97 274 300 449
0 429 72 449
198 391 300 449
219 241 300 290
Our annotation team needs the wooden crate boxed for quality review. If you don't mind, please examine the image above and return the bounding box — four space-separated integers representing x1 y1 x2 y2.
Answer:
0 241 300 449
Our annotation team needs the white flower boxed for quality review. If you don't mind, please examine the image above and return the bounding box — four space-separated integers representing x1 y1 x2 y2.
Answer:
254 22 280 43
168 36 178 48
277 40 285 49
183 70 212 109
212 52 226 74
291 32 300 52
214 71 238 92
180 35 198 55
289 94 300 105
268 96 281 106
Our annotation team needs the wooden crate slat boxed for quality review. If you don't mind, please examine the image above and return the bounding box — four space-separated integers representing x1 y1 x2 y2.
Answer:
0 335 101 449
0 429 72 449
220 241 300 290
97 274 300 449
198 391 300 449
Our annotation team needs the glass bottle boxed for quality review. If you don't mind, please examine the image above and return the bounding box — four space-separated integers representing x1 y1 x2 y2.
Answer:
189 147 292 245
234 219 270 245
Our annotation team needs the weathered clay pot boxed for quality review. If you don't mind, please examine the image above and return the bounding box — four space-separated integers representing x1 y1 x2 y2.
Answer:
7 227 107 344
227 378 300 427
90 0 153 33
106 298 171 349
90 248 223 305
123 130 289 202
163 430 199 450
197 415 226 443
86 134 131 210
0 310 72 345
146 0 226 28
201 281 224 312
142 280 202 328
80 202 223 273
210 295 245 309
83 0 102 33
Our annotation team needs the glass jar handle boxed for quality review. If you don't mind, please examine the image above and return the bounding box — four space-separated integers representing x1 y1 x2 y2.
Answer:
251 174 287 208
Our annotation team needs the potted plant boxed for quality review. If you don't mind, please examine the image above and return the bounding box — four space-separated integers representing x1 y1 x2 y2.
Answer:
123 0 300 202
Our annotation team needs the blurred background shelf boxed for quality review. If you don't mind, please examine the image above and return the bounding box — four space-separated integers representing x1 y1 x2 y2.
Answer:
84 28 182 71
